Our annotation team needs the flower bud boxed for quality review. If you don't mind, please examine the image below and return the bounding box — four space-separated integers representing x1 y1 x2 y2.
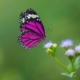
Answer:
46 49 54 54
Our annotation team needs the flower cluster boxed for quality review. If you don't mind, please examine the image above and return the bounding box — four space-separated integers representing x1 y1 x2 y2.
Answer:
60 39 80 57
44 39 80 56
44 41 57 55
44 39 80 80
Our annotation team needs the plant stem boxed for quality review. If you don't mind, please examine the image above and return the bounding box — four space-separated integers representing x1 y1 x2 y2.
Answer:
53 56 79 80
52 55 70 73
70 60 75 72
73 73 79 80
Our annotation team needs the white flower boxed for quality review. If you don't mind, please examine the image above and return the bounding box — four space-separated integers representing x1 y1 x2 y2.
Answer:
60 39 73 48
44 41 53 49
75 44 80 53
65 49 75 56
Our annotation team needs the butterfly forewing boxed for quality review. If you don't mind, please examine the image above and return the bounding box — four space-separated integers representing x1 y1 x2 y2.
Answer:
20 8 45 36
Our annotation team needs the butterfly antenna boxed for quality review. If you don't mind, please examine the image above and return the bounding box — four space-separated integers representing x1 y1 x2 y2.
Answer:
47 28 52 32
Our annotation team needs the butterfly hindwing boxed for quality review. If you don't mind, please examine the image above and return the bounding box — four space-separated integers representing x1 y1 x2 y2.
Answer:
18 31 42 49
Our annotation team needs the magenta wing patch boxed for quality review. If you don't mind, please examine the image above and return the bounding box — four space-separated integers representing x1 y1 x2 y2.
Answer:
25 21 45 36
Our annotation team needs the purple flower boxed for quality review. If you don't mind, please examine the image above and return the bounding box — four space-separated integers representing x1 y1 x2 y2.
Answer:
65 49 75 56
44 41 53 49
75 44 80 53
60 39 73 48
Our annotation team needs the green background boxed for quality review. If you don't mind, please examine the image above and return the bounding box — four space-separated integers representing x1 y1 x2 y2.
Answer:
0 0 80 80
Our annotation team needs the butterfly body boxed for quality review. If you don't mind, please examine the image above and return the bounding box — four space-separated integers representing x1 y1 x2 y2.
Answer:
18 8 46 49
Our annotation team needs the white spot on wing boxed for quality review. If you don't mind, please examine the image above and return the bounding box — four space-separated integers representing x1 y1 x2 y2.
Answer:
27 14 39 19
21 18 25 23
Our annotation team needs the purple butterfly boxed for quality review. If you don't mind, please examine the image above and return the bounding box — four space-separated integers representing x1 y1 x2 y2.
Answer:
18 8 46 49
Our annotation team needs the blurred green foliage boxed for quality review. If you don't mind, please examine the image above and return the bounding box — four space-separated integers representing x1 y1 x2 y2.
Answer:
0 0 80 80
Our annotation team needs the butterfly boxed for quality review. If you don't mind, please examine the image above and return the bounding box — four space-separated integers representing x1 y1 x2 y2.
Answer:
18 8 46 49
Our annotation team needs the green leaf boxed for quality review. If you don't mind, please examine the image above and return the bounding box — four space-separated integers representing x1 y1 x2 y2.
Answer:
61 72 75 77
74 56 80 70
